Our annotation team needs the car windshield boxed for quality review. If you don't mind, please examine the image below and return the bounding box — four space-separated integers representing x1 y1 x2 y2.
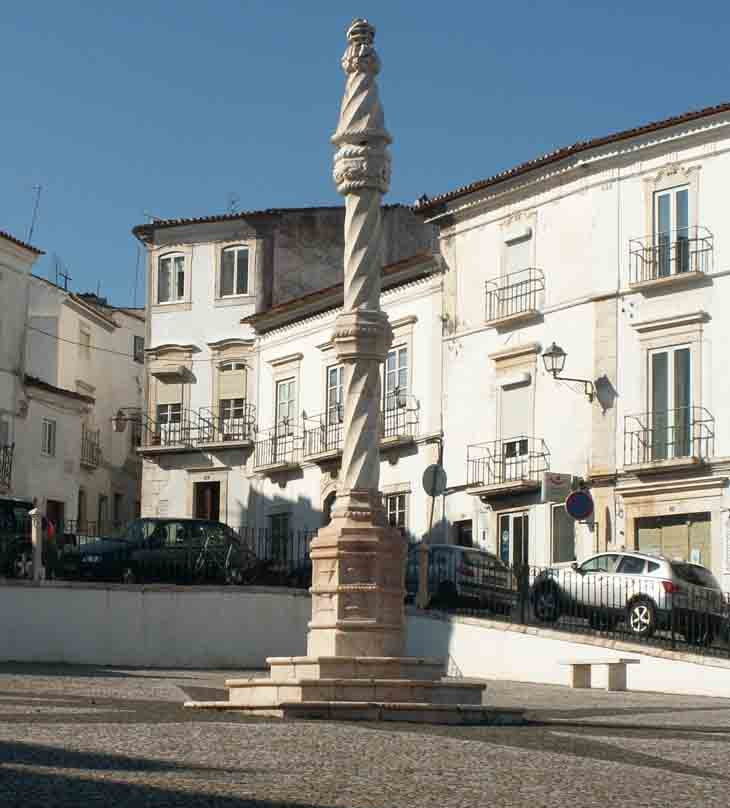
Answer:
120 518 160 543
671 562 721 590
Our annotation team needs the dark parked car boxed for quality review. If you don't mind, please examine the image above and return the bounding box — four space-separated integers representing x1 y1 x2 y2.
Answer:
62 518 263 584
405 544 517 612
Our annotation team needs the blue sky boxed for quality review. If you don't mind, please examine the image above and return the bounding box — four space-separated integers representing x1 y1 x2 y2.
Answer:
2 1 728 306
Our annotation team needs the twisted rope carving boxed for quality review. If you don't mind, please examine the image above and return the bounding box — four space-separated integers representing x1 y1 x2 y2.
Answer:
340 361 382 492
343 192 382 310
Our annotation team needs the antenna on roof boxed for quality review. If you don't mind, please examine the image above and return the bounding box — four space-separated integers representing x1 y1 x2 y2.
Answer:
226 192 240 214
52 254 72 291
27 184 42 243
143 210 163 223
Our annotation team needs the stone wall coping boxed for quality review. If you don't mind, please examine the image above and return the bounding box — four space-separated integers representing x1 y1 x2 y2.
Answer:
0 579 312 598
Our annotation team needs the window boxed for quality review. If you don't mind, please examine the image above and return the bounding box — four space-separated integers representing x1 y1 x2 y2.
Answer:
133 336 145 363
326 365 344 424
97 495 108 529
270 512 289 562
386 493 407 534
276 378 297 433
385 346 408 407
219 362 247 431
650 345 691 459
505 234 531 275
41 419 56 457
0 417 9 448
220 398 246 423
113 493 123 528
579 554 618 574
654 185 689 276
157 403 182 442
79 327 91 360
551 505 576 563
220 246 249 297
157 254 185 304
616 556 646 575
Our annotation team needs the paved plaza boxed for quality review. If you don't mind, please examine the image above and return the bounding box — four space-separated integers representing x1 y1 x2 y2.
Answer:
0 664 728 807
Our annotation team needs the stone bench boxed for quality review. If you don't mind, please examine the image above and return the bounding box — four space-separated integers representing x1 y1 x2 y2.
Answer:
560 658 640 692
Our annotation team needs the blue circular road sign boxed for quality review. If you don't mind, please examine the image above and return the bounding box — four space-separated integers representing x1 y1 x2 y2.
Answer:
565 489 594 521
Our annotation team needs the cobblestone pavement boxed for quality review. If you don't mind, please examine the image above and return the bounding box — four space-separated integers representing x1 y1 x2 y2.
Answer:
0 664 728 807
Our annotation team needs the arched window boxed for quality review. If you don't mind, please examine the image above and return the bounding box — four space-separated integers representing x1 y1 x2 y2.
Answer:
157 253 185 304
220 245 249 297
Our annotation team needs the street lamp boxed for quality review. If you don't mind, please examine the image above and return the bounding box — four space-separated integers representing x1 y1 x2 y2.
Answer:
542 342 595 402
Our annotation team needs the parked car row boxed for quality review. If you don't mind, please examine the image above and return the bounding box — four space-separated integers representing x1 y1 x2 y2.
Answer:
405 543 729 647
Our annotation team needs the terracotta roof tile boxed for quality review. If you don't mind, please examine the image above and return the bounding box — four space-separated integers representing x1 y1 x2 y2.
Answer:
0 230 44 255
415 101 730 213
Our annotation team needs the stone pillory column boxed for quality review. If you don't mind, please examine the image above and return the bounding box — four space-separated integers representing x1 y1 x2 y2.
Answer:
306 18 405 659
186 20 496 723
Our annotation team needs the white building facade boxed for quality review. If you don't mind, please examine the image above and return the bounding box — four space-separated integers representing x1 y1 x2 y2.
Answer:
135 205 440 542
0 231 43 495
5 269 146 532
416 102 730 588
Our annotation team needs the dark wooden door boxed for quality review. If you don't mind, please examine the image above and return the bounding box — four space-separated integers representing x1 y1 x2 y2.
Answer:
194 482 220 522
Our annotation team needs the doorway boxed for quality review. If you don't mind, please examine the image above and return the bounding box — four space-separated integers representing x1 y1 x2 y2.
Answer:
194 482 220 522
498 511 529 566
454 520 473 547
46 500 65 532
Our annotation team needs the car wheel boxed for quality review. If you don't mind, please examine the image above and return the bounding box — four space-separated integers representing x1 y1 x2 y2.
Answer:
533 585 561 623
627 598 656 638
225 567 243 585
121 567 136 585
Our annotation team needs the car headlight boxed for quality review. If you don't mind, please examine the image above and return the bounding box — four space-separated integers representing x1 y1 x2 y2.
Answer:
81 555 103 564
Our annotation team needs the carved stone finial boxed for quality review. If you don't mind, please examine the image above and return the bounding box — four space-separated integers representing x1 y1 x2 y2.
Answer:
332 17 391 196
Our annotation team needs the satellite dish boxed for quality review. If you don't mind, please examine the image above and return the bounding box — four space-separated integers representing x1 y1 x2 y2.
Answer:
422 464 447 497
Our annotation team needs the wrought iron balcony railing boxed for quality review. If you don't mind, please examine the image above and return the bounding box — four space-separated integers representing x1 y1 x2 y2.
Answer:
485 268 545 324
629 226 713 285
197 403 256 445
467 436 550 489
624 406 715 466
381 391 419 442
80 426 101 468
254 421 302 469
0 443 13 489
303 410 343 459
138 409 197 450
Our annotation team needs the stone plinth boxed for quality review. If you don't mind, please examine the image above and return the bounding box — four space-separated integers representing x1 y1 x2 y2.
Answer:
183 653 521 725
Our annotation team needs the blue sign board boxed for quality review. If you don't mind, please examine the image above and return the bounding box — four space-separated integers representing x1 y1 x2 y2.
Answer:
565 489 594 521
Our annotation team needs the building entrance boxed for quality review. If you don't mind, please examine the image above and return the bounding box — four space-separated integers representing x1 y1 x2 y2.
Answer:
194 482 221 522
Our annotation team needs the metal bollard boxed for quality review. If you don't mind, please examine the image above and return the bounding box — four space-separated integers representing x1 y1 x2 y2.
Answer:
29 509 44 582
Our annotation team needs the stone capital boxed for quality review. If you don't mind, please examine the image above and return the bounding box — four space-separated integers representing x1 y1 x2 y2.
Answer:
332 310 392 362
333 143 391 195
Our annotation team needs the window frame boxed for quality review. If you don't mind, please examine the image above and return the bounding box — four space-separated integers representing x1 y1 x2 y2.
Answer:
133 336 145 364
326 364 344 424
384 345 409 409
386 492 408 534
41 418 57 457
551 504 576 564
275 378 297 435
156 252 186 305
219 245 250 298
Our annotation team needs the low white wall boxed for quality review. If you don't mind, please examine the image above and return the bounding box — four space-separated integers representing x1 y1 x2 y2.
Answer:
406 611 730 698
0 582 310 668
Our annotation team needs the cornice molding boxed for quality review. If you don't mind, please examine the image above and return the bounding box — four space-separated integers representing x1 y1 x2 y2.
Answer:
488 341 542 363
632 310 709 333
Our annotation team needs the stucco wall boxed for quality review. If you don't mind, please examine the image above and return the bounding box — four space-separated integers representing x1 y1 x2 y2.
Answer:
0 583 311 668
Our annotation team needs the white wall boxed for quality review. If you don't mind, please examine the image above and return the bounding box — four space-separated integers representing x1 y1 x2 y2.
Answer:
406 611 730 698
0 583 311 668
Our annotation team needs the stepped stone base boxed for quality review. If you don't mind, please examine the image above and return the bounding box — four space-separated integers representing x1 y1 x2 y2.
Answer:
184 655 526 725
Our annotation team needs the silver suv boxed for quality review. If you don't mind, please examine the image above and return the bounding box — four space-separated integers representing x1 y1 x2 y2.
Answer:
530 551 727 645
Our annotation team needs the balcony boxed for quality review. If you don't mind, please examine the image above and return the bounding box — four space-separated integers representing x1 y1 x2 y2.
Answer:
624 407 715 472
629 227 713 290
137 409 198 454
380 392 419 449
303 410 343 463
254 423 302 473
466 436 550 498
196 403 256 449
0 443 13 490
485 268 544 327
80 427 101 469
